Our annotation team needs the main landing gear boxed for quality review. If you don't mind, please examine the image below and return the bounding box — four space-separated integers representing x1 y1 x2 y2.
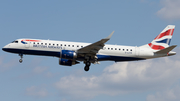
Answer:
19 53 23 63
84 61 91 71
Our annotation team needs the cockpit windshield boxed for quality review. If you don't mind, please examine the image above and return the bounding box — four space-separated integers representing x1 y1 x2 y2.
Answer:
11 40 18 43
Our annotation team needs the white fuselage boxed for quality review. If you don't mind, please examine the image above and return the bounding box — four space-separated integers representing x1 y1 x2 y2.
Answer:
3 38 165 62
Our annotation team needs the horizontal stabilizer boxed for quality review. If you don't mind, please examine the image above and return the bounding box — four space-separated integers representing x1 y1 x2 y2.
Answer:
155 45 177 54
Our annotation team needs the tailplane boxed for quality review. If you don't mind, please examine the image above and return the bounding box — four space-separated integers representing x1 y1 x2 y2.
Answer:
155 45 177 55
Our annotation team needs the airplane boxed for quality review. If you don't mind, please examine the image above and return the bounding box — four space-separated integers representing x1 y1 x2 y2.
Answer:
2 25 177 71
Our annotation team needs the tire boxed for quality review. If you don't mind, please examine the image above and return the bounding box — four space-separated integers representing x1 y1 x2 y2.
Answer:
86 61 91 66
19 59 23 63
84 66 89 71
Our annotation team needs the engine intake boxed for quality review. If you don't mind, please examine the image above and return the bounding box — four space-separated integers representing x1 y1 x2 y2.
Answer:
60 50 77 59
59 58 79 66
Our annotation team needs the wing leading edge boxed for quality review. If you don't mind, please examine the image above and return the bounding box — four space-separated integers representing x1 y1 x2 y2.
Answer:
77 31 114 55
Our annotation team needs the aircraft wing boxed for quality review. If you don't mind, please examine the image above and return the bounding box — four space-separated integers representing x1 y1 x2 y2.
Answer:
77 31 114 56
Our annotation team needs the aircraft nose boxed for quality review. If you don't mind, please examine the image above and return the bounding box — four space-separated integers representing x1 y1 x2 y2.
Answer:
2 47 6 52
2 45 9 52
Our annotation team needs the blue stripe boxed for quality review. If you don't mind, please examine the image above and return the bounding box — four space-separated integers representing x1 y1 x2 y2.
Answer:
2 48 60 57
168 39 171 45
97 55 145 61
2 48 145 62
21 41 27 44
155 39 171 45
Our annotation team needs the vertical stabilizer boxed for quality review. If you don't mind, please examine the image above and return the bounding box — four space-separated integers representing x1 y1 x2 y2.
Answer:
148 25 175 50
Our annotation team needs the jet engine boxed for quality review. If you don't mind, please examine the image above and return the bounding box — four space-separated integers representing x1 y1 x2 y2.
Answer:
59 58 79 66
60 50 77 59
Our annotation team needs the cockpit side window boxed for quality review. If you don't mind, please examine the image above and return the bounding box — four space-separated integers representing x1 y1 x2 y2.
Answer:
11 41 18 43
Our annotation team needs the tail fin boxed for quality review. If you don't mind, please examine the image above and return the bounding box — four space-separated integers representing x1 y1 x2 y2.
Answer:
148 25 175 50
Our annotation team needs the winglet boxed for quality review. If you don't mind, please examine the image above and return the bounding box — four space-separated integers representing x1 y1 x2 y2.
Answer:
155 45 177 54
105 31 115 39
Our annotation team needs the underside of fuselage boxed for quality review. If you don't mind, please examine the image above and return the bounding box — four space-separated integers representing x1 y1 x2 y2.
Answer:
2 48 145 62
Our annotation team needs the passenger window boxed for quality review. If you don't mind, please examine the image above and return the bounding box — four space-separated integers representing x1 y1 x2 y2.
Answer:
115 48 117 50
119 48 121 50
64 45 66 46
130 49 132 51
61 44 62 46
127 49 128 51
68 45 70 47
72 45 74 47
111 48 113 50
57 44 59 46
53 44 55 46
108 48 110 50
77 45 79 47
123 49 124 51
81 46 83 48
41 43 43 45
49 43 51 45
45 43 47 45
37 43 39 44
34 42 36 44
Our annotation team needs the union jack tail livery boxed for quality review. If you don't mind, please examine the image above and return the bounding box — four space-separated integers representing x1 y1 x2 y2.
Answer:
148 25 175 50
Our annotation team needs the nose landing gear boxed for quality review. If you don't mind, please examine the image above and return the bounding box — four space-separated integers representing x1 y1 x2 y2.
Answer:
19 59 23 63
19 54 23 63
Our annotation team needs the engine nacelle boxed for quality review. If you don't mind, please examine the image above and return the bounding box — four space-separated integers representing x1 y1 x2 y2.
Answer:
59 58 79 66
60 50 77 59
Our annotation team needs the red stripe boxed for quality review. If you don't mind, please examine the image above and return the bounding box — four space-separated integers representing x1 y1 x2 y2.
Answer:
154 29 174 40
22 39 40 42
148 43 165 50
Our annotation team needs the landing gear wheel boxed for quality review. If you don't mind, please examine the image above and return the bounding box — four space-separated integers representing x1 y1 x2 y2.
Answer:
86 61 91 66
84 61 91 71
84 66 90 71
19 53 23 63
19 59 23 63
